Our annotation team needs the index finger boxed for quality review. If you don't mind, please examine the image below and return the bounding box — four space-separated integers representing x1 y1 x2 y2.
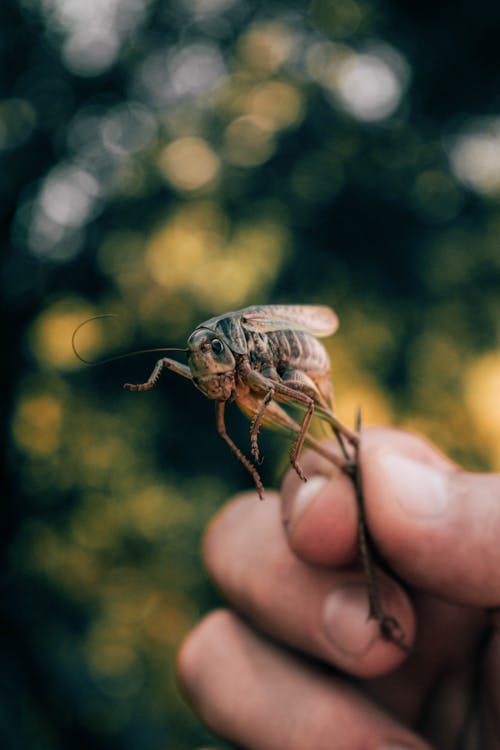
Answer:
282 427 500 608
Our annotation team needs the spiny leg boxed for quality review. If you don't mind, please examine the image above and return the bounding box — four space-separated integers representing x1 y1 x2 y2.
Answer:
276 386 357 477
279 369 353 466
250 394 320 480
249 366 282 464
350 409 410 652
236 392 348 472
268 375 359 453
279 370 334 481
240 363 316 481
261 386 315 482
250 388 275 464
333 428 351 463
216 401 265 500
123 357 192 391
254 385 315 481
286 395 315 481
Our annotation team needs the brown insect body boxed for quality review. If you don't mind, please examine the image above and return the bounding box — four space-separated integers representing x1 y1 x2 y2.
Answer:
74 305 408 651
188 312 333 407
124 305 357 495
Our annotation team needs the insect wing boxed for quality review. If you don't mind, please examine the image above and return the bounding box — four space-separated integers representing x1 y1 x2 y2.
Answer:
198 305 338 355
239 305 339 338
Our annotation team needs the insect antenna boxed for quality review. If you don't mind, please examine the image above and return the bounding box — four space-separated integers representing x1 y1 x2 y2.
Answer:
72 314 188 366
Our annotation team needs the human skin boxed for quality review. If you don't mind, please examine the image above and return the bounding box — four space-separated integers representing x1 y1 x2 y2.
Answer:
177 428 500 749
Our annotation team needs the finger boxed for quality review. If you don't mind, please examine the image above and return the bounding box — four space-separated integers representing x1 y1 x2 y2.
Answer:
177 610 431 750
359 428 500 607
281 450 360 567
282 427 500 608
203 493 415 678
281 429 455 567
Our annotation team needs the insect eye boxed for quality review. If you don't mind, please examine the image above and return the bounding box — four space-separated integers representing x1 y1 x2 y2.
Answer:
211 338 224 355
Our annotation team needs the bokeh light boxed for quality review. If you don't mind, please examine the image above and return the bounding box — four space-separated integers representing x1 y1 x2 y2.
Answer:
36 0 152 76
464 352 500 467
329 45 408 121
224 114 276 166
158 137 220 192
237 21 295 73
12 393 63 457
145 201 288 308
246 81 303 131
449 118 500 196
29 299 100 369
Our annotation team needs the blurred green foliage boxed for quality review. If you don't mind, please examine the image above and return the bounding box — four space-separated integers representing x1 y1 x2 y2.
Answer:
3 0 500 747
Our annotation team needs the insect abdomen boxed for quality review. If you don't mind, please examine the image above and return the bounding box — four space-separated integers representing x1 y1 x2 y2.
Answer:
246 329 329 374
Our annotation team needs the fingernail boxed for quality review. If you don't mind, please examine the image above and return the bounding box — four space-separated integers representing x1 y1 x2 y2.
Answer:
376 452 449 518
286 475 328 529
322 583 379 656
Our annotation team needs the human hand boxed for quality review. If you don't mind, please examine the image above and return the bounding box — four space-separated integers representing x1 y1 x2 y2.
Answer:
177 428 500 749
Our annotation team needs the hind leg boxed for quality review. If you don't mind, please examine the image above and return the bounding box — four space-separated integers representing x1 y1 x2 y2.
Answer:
248 366 280 464
239 364 316 481
278 370 326 478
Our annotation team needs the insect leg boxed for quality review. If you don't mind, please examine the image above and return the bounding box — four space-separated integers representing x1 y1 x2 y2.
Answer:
289 402 314 481
275 381 356 480
280 369 342 477
249 388 275 464
215 401 265 500
239 364 314 481
236 392 348 471
123 358 192 391
348 408 409 652
248 366 281 464
246 360 358 450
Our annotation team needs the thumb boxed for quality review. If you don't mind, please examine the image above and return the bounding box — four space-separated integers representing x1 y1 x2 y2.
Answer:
361 428 500 608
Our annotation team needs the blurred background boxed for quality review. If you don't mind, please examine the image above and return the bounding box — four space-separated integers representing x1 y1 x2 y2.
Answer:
3 0 500 747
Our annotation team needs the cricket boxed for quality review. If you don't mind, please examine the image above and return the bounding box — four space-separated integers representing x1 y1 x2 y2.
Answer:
73 304 408 651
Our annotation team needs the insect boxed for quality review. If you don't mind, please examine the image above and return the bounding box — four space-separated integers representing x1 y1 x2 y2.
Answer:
73 304 408 650
123 304 358 497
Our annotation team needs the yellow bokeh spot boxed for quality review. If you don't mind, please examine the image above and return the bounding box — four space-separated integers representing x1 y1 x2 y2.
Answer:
335 379 393 428
100 568 158 625
12 393 63 456
30 300 100 369
142 595 193 646
146 202 287 309
224 114 275 167
246 81 303 131
157 137 220 192
29 522 98 595
146 202 226 287
127 485 187 539
85 625 144 698
90 642 136 678
464 351 500 467
237 22 295 73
